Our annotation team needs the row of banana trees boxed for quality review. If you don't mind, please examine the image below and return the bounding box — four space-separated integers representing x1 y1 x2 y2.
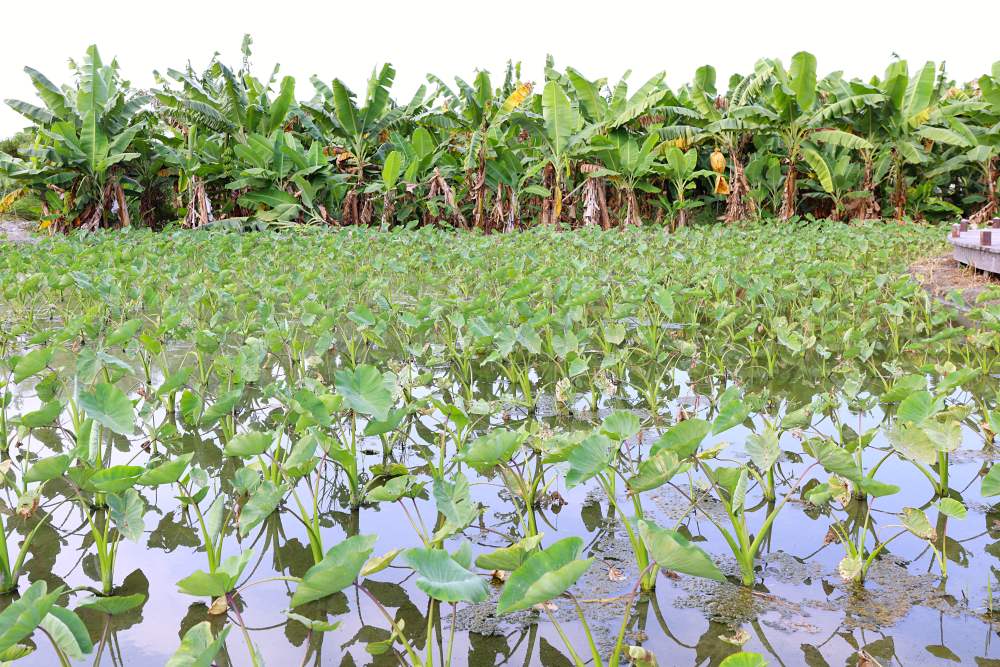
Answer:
1 38 998 232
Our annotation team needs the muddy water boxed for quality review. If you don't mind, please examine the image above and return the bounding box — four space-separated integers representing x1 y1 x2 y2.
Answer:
7 361 1000 667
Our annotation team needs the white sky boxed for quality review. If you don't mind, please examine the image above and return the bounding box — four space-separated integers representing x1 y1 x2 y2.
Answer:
2 0 999 137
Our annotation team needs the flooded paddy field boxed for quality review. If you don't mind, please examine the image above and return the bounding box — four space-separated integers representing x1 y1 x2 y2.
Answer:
2 222 1000 666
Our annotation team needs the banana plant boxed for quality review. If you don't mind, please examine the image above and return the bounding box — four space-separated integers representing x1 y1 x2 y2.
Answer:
761 51 879 219
4 45 148 231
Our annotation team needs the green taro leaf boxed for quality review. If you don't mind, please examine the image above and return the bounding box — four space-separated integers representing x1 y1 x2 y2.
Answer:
745 426 780 470
496 537 593 614
200 388 243 427
238 480 285 537
457 429 524 472
89 465 144 493
224 430 274 457
651 419 711 458
983 464 1000 497
475 534 545 571
628 449 682 492
713 387 750 434
24 454 70 483
108 488 145 542
600 410 641 441
13 347 53 383
0 580 62 654
639 519 726 582
137 453 194 486
565 432 613 488
291 535 377 607
403 547 489 603
166 621 231 667
936 497 967 519
901 507 936 540
79 383 135 436
719 652 769 667
18 400 63 429
75 594 146 615
335 365 393 420
39 605 92 660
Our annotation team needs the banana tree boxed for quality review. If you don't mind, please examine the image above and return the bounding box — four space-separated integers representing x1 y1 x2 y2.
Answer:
590 131 662 226
654 145 715 229
762 51 878 219
305 64 421 225
671 60 776 222
3 46 148 231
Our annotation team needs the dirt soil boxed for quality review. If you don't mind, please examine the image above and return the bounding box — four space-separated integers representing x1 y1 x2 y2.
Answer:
0 219 37 244
909 252 1000 313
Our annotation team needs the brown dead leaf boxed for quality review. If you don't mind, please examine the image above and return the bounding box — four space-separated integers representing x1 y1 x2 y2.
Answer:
208 596 229 615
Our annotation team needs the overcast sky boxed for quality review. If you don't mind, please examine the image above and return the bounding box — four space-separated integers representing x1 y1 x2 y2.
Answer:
2 0 999 137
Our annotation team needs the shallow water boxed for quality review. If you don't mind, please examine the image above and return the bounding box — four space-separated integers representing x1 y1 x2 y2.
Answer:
2 224 997 666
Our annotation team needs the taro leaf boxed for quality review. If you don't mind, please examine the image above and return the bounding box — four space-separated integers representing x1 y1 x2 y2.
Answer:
335 365 393 420
403 547 489 603
39 606 92 660
108 489 145 542
284 433 319 472
138 453 194 486
177 551 253 598
838 555 863 582
718 652 768 667
105 319 142 347
937 368 978 393
638 520 725 581
901 507 936 540
89 465 144 493
156 367 192 397
565 432 613 488
18 400 63 429
79 383 135 436
363 408 406 437
600 410 641 441
224 430 273 457
200 388 244 427
474 534 545 571
652 287 675 319
366 475 418 502
628 449 682 492
292 535 377 607
165 621 231 667
713 387 750 434
433 473 479 537
897 390 935 424
496 537 593 614
0 580 62 654
23 454 70 483
936 497 967 519
179 390 202 426
887 423 937 466
285 612 341 633
857 477 900 498
983 464 1000 497
362 548 404 577
75 593 146 615
457 429 524 472
808 439 861 482
238 480 285 537
291 389 331 427
880 374 927 402
922 420 961 453
745 426 780 470
12 347 53 383
650 419 711 458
